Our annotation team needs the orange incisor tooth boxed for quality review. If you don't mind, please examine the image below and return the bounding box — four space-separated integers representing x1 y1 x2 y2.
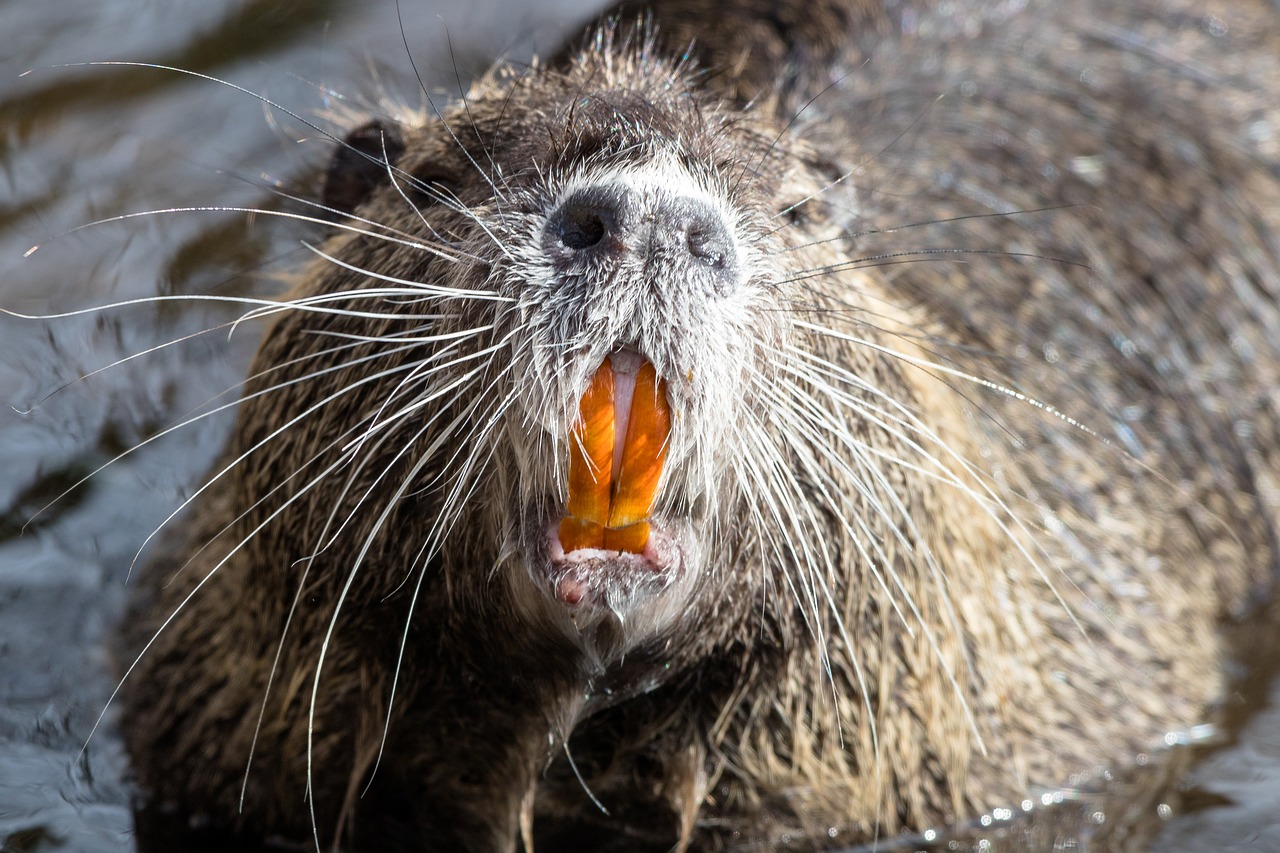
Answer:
607 361 671 530
602 521 651 554
560 358 614 550
559 517 605 553
560 356 670 555
564 357 615 523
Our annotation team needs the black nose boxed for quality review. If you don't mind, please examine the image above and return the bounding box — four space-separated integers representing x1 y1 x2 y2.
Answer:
551 184 628 253
543 183 740 293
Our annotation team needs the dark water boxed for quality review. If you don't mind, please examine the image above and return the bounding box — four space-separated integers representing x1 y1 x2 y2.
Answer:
1 1 1279 851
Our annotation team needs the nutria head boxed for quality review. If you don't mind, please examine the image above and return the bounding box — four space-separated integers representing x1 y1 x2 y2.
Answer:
253 31 900 682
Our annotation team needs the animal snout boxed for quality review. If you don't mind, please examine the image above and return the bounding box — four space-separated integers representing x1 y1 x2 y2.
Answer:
543 182 740 294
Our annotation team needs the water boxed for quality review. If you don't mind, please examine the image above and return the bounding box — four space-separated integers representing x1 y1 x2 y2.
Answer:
1 1 1278 850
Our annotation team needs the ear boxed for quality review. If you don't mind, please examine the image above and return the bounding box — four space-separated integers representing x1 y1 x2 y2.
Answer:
323 119 406 216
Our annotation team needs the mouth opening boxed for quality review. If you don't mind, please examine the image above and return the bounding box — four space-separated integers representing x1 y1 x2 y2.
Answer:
542 350 681 610
558 350 671 555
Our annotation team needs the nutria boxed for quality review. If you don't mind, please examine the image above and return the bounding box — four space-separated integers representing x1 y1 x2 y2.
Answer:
118 0 1280 850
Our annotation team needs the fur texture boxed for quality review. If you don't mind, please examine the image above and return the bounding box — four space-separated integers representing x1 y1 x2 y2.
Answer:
120 1 1280 850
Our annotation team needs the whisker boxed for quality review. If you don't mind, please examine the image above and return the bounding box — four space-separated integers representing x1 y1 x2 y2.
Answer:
23 204 457 262
776 247 1090 286
783 324 1113 690
369 380 519 790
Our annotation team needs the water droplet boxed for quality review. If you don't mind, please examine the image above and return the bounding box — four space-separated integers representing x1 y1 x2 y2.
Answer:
1157 803 1173 819
1189 723 1217 743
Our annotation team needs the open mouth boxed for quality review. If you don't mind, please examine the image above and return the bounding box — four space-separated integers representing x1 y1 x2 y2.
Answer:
546 350 680 607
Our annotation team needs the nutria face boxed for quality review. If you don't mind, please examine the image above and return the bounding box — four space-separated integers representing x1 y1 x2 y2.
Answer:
312 49 832 660
504 157 782 646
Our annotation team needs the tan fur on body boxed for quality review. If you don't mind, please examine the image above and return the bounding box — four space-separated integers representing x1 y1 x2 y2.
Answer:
120 0 1280 850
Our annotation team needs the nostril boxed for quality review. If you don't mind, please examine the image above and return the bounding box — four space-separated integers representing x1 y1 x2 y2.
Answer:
671 200 736 280
686 226 728 269
545 184 633 259
559 208 607 250
542 183 738 293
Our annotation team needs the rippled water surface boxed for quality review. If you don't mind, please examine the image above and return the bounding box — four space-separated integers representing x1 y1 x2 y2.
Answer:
2 1 1279 851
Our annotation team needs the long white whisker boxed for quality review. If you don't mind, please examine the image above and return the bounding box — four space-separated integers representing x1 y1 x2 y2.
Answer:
368 379 520 791
23 205 467 264
751 371 983 745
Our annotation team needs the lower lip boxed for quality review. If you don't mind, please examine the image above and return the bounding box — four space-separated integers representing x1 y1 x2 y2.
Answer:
543 519 671 606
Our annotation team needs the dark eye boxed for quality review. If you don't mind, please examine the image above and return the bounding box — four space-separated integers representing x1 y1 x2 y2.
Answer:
323 120 406 216
405 172 460 209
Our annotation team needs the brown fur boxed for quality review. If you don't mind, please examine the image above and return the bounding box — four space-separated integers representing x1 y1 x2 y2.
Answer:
120 1 1280 851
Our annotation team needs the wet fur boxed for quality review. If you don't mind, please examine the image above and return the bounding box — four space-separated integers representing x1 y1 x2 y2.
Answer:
120 0 1280 850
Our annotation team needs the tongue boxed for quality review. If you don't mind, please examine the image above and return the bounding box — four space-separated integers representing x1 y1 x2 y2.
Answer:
559 354 670 554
